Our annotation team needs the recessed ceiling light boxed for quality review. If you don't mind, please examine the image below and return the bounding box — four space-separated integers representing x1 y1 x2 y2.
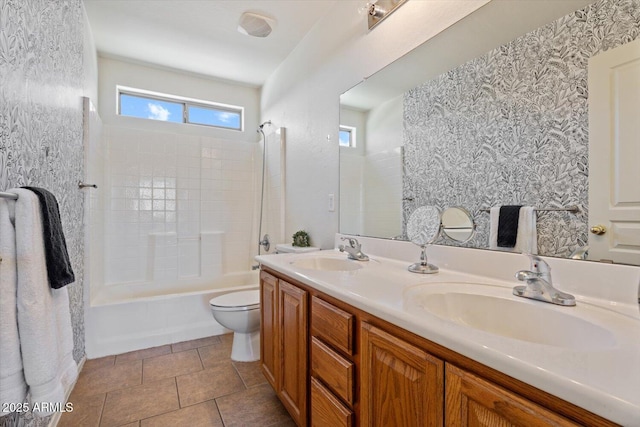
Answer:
238 12 276 38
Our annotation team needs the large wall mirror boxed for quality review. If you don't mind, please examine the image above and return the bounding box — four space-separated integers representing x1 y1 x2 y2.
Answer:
339 0 640 266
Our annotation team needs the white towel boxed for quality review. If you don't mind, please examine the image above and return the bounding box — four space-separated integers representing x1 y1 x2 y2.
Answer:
0 199 27 414
489 206 537 254
10 189 78 417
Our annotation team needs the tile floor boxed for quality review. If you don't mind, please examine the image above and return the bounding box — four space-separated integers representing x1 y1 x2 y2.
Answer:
59 334 294 427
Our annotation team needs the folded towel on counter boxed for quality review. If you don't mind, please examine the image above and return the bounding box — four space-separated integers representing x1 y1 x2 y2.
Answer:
497 205 521 247
490 206 537 254
10 188 78 417
22 187 75 289
0 199 27 414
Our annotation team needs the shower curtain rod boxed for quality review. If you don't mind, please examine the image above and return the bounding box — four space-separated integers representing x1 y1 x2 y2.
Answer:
0 182 97 201
0 191 18 200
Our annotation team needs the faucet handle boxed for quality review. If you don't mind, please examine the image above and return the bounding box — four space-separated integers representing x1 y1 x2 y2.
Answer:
523 253 550 275
340 237 359 248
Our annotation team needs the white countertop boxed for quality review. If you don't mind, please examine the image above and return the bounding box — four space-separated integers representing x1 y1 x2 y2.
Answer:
256 241 640 426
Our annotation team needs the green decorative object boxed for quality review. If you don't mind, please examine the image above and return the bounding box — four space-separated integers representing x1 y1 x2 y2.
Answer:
292 230 310 247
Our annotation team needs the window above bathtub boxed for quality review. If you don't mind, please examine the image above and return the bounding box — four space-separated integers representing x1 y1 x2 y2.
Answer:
117 86 243 131
339 125 356 148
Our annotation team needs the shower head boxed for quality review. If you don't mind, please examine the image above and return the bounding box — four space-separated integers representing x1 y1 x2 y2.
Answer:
257 120 272 132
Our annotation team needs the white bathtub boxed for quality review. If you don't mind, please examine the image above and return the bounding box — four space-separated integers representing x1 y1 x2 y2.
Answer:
85 271 259 358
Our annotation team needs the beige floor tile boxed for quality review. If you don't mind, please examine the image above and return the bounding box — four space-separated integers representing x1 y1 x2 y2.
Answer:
143 349 202 382
176 361 245 407
73 360 142 397
120 423 139 427
100 377 179 427
82 356 115 373
216 383 292 427
115 345 171 364
58 393 105 427
219 333 234 346
197 340 233 369
233 361 267 388
140 400 223 427
171 335 222 353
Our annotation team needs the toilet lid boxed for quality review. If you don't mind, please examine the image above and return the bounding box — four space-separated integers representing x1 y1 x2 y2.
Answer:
209 290 260 311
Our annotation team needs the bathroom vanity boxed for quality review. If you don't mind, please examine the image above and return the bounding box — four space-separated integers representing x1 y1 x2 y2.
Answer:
257 236 640 427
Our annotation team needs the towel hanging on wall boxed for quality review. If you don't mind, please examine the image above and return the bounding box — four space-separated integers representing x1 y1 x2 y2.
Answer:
10 188 78 417
490 206 537 254
0 199 28 414
22 187 75 289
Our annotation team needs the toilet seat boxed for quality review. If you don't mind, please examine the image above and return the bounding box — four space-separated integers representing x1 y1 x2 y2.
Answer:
209 290 260 312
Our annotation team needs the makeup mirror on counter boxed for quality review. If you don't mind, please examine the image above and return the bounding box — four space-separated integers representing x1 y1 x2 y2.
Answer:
441 207 475 244
406 206 440 274
339 0 640 266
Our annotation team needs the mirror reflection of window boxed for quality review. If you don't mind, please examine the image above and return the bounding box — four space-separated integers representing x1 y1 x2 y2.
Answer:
339 125 356 148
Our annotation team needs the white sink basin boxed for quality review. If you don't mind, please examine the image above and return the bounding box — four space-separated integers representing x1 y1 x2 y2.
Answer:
404 283 617 350
291 257 364 272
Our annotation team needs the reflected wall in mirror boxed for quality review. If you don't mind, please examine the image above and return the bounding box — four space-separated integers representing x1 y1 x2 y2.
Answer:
339 0 640 265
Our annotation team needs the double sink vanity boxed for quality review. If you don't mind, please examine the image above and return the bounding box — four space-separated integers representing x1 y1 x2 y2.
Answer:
256 235 640 426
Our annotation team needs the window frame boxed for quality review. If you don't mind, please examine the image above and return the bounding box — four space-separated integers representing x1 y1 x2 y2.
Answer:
117 85 244 131
339 125 357 148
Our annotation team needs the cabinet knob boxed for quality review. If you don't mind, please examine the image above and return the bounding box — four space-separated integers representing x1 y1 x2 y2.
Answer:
590 225 607 235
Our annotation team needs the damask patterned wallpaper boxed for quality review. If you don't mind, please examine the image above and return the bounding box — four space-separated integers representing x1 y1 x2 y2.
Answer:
403 0 640 257
0 0 86 425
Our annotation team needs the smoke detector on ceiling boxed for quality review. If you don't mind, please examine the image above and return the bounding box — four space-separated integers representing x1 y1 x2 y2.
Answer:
238 12 276 38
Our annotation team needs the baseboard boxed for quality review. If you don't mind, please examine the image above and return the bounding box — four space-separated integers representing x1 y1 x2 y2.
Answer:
48 356 86 427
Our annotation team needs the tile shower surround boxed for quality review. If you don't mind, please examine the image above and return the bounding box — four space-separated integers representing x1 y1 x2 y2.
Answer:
403 0 640 258
1 0 86 425
104 126 257 285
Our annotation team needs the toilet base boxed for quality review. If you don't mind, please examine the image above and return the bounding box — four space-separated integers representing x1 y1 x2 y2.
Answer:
230 331 260 362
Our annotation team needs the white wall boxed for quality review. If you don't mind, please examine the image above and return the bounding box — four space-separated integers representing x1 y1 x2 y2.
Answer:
366 95 403 155
261 1 489 249
98 57 260 141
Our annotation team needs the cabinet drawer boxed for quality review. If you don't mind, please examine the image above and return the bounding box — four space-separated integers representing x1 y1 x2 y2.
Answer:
311 377 353 427
311 296 354 355
311 336 354 404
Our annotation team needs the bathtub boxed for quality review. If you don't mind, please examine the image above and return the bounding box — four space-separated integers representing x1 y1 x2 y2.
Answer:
84 271 259 358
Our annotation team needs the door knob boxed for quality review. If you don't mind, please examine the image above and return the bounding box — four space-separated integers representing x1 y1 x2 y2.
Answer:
590 225 607 235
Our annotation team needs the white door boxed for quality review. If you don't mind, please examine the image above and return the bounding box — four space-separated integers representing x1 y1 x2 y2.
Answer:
588 38 640 265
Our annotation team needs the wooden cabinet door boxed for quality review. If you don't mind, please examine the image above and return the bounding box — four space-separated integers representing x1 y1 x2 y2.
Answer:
361 322 444 427
311 377 353 427
260 271 278 389
279 280 308 426
445 364 578 426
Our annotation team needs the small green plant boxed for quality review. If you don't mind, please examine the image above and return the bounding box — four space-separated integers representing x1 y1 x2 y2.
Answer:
292 230 310 247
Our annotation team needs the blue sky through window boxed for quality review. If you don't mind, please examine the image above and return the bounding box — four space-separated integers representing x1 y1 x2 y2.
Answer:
339 129 351 147
120 94 182 123
188 105 241 129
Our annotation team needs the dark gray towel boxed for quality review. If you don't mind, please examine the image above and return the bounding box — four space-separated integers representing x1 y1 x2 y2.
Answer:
22 187 75 289
497 205 522 248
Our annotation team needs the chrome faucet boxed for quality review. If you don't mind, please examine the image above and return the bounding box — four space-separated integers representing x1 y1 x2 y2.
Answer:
569 245 589 260
514 254 576 306
339 237 369 261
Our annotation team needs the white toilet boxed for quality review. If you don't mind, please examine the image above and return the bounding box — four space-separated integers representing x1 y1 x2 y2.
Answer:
209 245 319 362
209 290 261 362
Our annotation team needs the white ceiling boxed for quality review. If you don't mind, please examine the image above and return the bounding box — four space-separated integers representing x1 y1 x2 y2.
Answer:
83 0 336 87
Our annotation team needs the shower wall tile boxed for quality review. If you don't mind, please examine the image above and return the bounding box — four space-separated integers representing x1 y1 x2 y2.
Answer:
339 153 364 236
104 127 257 285
363 149 402 238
